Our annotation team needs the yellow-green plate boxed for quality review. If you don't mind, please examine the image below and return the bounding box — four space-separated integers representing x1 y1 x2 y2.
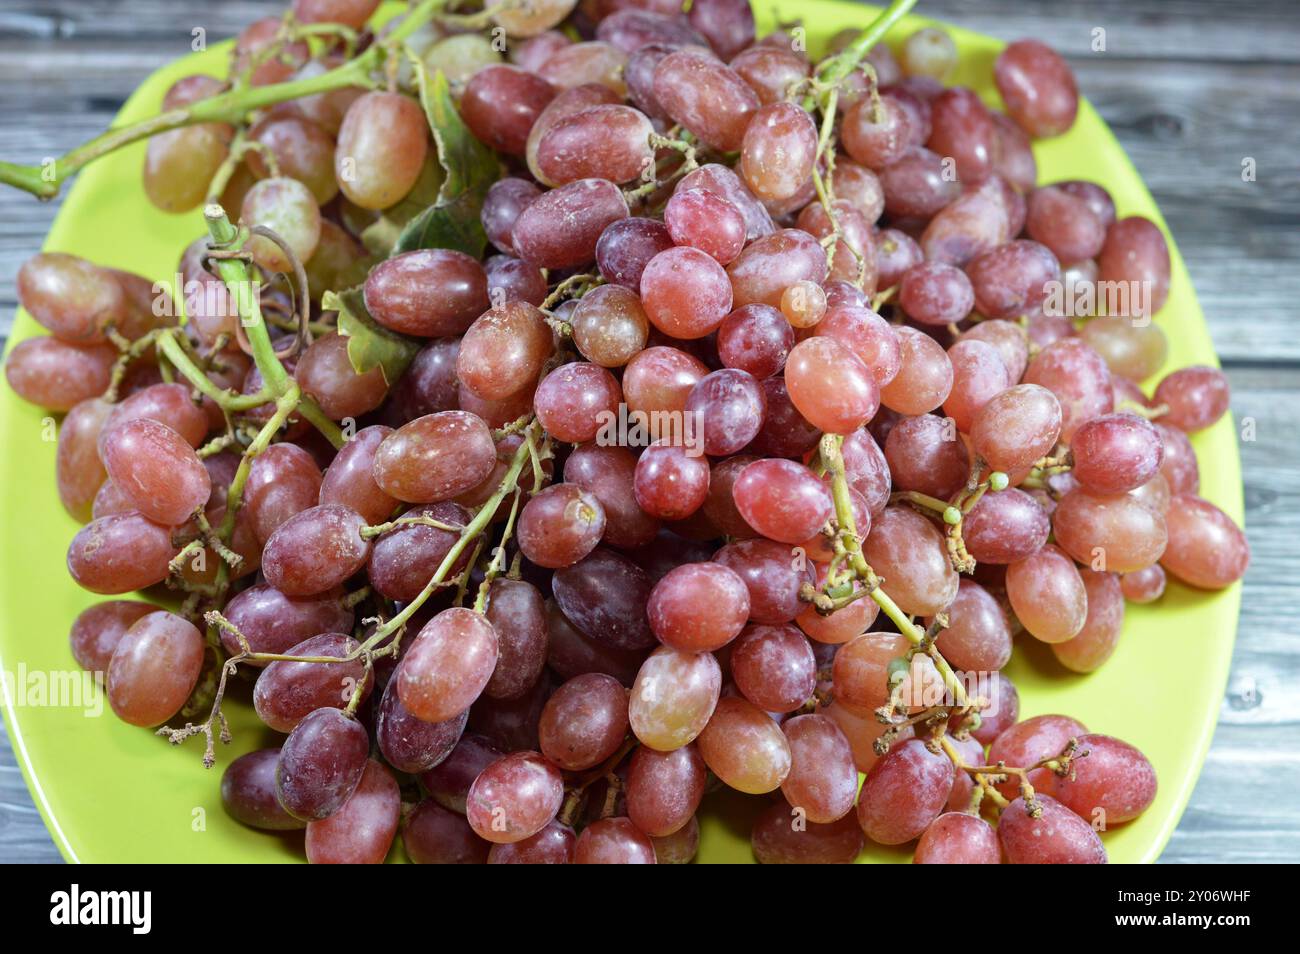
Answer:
0 1 1243 863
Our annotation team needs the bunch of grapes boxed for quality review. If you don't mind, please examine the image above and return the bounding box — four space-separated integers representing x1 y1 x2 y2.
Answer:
2 0 1248 865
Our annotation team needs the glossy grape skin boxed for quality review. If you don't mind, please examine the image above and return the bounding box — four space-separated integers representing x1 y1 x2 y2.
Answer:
732 459 833 545
1053 489 1168 573
242 443 322 547
814 308 901 393
830 161 885 226
260 504 371 597
629 645 721 751
738 102 818 203
466 751 564 844
1051 569 1125 673
1160 494 1249 589
779 714 858 823
368 501 473 601
534 363 622 444
717 303 794 379
234 18 309 87
276 707 369 821
1071 412 1164 495
648 562 750 653
948 339 1014 434
66 513 177 594
373 411 496 504
513 178 629 270
482 178 541 257
1154 365 1231 433
874 229 924 291
841 91 916 170
221 748 305 831
538 673 629 771
563 444 659 548
730 44 809 106
536 104 655 186
17 253 128 343
966 240 1061 322
1152 423 1199 497
572 817 656 864
780 279 828 330
1053 733 1157 825
926 579 1012 672
856 737 955 845
100 383 209 456
967 384 1061 476
419 732 503 814
752 798 865 864
785 336 881 435
69 600 156 675
363 249 489 339
863 506 959 616
479 579 548 701
899 262 973 328
963 488 1051 565
458 65 555 157
595 217 674 291
652 50 758 152
456 301 554 400
294 332 388 421
553 548 657 651
319 425 397 523
1121 564 1167 604
545 600 645 686
914 812 1000 864
1097 216 1171 318
398 608 500 724
238 176 321 274
879 327 953 416
1079 317 1168 383
220 583 352 662
927 87 996 184
1004 543 1088 643
746 376 822 459
640 246 734 339
56 397 112 521
727 229 829 309
403 799 489 864
570 284 650 369
142 119 230 213
5 336 117 411
486 254 547 308
525 82 621 179
664 188 747 265
306 759 401 864
1026 184 1106 263
1021 340 1111 446
487 819 576 863
106 611 204 727
883 414 967 500
987 713 1088 799
1000 794 1106 864
682 368 764 456
920 176 1013 267
714 540 809 628
633 441 711 522
252 633 371 732
539 41 628 96
679 162 776 242
596 9 705 54
625 743 707 837
876 145 956 220
994 39 1079 138
697 695 792 794
963 669 1018 747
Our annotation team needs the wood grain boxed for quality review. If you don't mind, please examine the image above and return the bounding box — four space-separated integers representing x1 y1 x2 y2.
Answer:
1 0 1298 864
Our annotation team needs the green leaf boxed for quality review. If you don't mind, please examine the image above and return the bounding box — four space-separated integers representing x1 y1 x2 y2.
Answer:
359 158 445 258
324 287 420 387
393 64 499 257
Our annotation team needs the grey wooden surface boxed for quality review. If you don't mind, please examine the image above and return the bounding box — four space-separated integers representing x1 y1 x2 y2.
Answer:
1 0 1298 863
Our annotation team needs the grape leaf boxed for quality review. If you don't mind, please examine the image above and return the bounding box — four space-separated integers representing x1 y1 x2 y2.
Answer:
325 286 419 387
393 64 499 257
360 158 445 258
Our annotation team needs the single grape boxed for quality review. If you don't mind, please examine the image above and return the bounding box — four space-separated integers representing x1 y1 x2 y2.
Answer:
305 759 401 864
261 504 371 596
641 245 735 339
914 812 999 864
625 743 707 837
487 819 576 863
253 632 372 732
5 337 117 411
780 714 858 823
633 441 711 521
1000 795 1106 864
276 707 370 821
538 672 629 771
373 411 497 503
106 611 204 727
732 458 833 545
879 327 953 416
552 548 657 651
220 583 353 662
66 513 177 594
994 39 1079 138
987 713 1088 799
398 607 500 724
648 562 751 652
513 178 629 269
856 737 955 845
697 695 792 794
652 50 759 151
863 506 959 616
629 645 721 751
466 751 564 844
403 799 490 864
752 798 864 863
222 748 305 831
1053 488 1168 573
1160 494 1249 589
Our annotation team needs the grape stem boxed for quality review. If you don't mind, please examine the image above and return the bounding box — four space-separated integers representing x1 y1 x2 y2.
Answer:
818 433 971 708
809 0 919 98
0 0 453 200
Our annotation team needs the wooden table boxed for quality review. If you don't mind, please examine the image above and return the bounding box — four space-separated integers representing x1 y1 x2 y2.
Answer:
1 0 1297 863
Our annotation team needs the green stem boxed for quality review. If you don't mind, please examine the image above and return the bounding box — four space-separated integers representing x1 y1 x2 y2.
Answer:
813 0 918 89
156 331 268 411
368 421 539 644
0 0 450 199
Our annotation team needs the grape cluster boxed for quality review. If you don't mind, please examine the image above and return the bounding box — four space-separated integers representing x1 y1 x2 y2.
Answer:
3 0 1248 865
